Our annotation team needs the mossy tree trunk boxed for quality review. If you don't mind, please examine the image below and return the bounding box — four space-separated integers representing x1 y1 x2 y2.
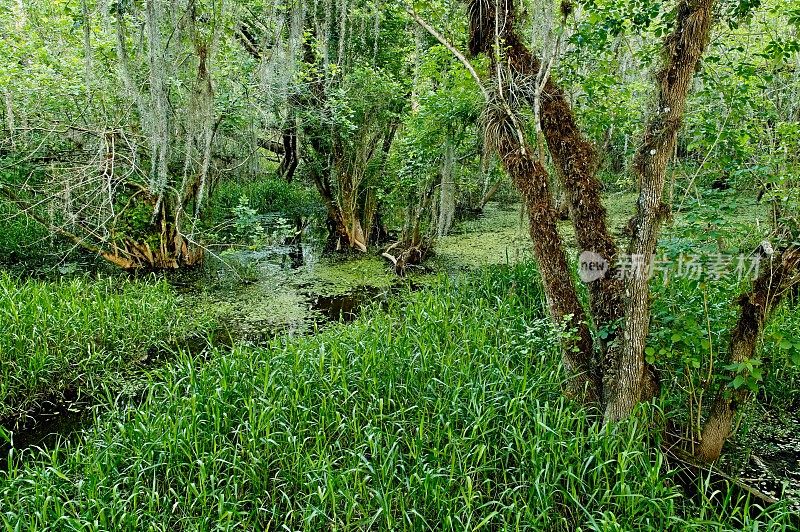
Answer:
484 103 602 403
467 0 602 402
452 0 800 446
605 0 716 421
696 247 800 461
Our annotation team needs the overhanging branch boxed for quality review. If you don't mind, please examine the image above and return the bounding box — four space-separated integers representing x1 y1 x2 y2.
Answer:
404 5 490 103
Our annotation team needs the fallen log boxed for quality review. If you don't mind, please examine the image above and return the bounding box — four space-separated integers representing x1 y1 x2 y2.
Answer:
381 241 431 275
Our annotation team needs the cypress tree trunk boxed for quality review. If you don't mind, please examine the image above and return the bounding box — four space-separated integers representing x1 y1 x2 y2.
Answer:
605 0 716 421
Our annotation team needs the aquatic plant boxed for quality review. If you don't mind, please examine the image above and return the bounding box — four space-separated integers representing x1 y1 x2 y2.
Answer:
0 274 202 419
0 264 794 529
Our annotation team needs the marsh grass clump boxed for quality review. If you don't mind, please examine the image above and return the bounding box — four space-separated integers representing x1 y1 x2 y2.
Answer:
0 264 794 530
0 201 63 269
0 274 202 419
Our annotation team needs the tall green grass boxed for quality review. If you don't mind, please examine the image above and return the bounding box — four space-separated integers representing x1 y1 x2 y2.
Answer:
0 274 200 418
0 264 792 530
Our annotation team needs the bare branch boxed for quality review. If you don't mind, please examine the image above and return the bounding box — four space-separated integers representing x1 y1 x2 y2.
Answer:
403 5 490 103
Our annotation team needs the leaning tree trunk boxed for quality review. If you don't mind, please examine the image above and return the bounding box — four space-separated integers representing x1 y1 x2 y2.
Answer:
467 0 626 404
483 101 601 404
471 0 624 330
696 247 800 461
465 0 610 403
605 0 716 422
535 68 629 400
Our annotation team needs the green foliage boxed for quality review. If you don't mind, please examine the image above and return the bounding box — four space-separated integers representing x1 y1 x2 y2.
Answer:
300 62 408 192
672 191 765 253
115 199 159 242
761 301 800 406
768 332 800 367
576 0 666 42
644 279 724 369
0 201 52 265
231 195 265 244
0 264 794 529
724 358 764 393
563 0 799 196
223 194 298 248
387 46 488 235
207 178 323 225
0 274 202 418
683 1 800 192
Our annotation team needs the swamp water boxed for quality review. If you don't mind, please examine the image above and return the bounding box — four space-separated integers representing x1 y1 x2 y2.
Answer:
3 204 795 510
0 205 530 467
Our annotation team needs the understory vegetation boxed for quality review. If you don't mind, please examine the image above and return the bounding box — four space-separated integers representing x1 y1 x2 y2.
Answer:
0 274 206 420
205 177 324 229
1 265 797 530
1 0 799 527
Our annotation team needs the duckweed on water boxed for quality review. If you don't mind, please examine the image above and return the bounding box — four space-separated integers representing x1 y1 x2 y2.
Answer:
434 196 636 271
301 255 399 294
435 203 531 270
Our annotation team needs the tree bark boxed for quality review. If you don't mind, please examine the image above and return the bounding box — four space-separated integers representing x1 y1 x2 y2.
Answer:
483 103 601 404
278 118 298 182
605 0 716 422
467 0 625 402
696 247 800 461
